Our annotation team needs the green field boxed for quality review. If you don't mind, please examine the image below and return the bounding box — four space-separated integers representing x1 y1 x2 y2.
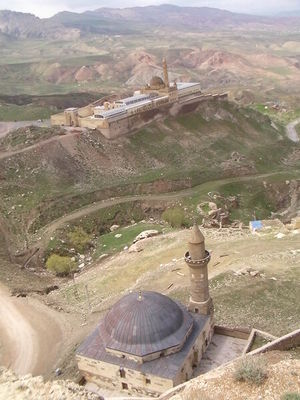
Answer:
0 104 53 121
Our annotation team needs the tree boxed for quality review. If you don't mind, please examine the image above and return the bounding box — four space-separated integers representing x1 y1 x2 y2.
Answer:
46 254 76 276
67 227 91 253
162 207 190 228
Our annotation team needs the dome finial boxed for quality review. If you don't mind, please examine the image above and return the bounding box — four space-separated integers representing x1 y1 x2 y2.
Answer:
138 290 143 301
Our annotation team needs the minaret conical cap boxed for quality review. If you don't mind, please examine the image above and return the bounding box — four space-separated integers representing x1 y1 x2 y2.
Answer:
189 223 205 245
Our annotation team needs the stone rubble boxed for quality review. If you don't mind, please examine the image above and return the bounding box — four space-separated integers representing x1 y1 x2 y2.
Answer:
0 367 103 400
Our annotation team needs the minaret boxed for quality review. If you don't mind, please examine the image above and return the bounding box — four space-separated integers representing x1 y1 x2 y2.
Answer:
162 58 170 88
184 224 213 315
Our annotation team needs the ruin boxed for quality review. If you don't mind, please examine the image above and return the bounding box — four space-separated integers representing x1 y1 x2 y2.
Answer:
51 59 227 139
76 224 214 397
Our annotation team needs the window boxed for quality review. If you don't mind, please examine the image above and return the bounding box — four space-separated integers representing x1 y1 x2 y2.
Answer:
120 368 126 378
146 378 151 384
122 382 128 390
195 308 199 313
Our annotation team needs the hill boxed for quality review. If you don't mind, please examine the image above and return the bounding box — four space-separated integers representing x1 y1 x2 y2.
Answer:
1 5 300 41
85 4 300 31
0 100 299 256
0 10 79 40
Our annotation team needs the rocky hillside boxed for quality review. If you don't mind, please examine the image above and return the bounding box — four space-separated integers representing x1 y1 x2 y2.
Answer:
0 367 101 400
168 351 300 400
0 100 299 252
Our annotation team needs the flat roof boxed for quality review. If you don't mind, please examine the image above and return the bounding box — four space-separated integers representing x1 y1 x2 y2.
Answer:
94 107 127 118
177 82 201 90
116 93 151 104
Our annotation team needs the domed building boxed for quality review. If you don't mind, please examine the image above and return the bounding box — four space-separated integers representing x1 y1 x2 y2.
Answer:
76 225 214 397
149 76 166 90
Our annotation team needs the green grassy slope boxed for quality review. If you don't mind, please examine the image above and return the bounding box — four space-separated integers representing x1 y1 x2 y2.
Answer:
0 100 299 245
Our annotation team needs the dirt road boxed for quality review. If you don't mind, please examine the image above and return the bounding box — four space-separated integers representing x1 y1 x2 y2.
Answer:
286 118 300 142
0 131 80 161
31 170 296 252
0 120 51 139
0 284 64 376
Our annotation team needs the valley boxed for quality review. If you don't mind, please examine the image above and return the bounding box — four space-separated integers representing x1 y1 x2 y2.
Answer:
0 4 299 400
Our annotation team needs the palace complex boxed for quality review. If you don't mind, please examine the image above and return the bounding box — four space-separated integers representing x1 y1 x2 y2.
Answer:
76 225 214 397
51 59 226 139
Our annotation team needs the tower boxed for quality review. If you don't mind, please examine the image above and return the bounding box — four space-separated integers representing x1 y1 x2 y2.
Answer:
184 224 213 315
162 58 170 88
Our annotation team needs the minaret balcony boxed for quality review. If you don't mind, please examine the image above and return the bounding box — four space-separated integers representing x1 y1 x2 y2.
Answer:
184 250 211 265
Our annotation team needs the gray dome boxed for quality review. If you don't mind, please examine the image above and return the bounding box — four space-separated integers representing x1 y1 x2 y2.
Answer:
104 291 193 358
150 76 165 88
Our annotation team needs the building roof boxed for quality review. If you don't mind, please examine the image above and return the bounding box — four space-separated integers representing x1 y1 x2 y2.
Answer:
150 76 165 87
77 304 209 380
104 291 193 357
189 224 205 245
116 93 151 105
177 82 201 90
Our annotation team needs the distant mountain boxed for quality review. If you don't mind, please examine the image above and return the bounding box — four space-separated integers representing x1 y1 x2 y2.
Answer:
1 5 299 40
51 5 300 33
0 10 79 39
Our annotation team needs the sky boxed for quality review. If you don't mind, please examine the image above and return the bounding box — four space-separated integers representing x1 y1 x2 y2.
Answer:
0 0 300 18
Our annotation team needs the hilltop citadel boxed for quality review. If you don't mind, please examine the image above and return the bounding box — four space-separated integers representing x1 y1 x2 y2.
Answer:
51 59 227 139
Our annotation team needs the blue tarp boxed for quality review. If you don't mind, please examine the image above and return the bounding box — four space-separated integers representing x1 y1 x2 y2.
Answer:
250 220 263 231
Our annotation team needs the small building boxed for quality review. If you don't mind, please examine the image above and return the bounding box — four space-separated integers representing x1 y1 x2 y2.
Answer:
76 225 214 397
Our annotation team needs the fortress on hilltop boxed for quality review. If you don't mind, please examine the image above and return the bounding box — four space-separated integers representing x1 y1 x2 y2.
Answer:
51 58 227 139
76 225 214 397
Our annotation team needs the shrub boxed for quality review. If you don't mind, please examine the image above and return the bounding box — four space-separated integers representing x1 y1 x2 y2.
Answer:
234 356 267 385
67 227 91 253
162 207 190 228
281 394 300 400
46 254 77 276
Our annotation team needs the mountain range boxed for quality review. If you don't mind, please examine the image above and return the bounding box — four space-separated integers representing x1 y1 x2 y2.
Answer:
1 5 300 39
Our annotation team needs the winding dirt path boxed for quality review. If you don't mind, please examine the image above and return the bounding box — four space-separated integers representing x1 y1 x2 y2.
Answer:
0 131 79 161
0 120 50 139
286 118 300 143
31 170 295 252
0 284 64 376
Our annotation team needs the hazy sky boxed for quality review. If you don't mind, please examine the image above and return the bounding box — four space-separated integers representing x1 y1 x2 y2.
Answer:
1 0 300 18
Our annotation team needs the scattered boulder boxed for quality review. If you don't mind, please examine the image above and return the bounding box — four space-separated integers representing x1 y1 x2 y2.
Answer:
133 230 159 243
128 243 144 253
115 234 122 239
110 224 120 232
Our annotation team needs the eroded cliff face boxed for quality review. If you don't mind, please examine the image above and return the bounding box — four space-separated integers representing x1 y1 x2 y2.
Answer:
0 367 102 400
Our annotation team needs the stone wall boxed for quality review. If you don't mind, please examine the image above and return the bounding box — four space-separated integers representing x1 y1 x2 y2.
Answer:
51 113 66 126
214 325 251 340
77 355 173 397
249 328 300 355
77 318 214 398
174 318 213 386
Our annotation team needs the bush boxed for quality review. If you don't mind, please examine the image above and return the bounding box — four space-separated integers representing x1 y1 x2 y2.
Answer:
162 207 190 228
46 254 77 276
67 227 91 253
234 356 267 385
281 394 300 400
